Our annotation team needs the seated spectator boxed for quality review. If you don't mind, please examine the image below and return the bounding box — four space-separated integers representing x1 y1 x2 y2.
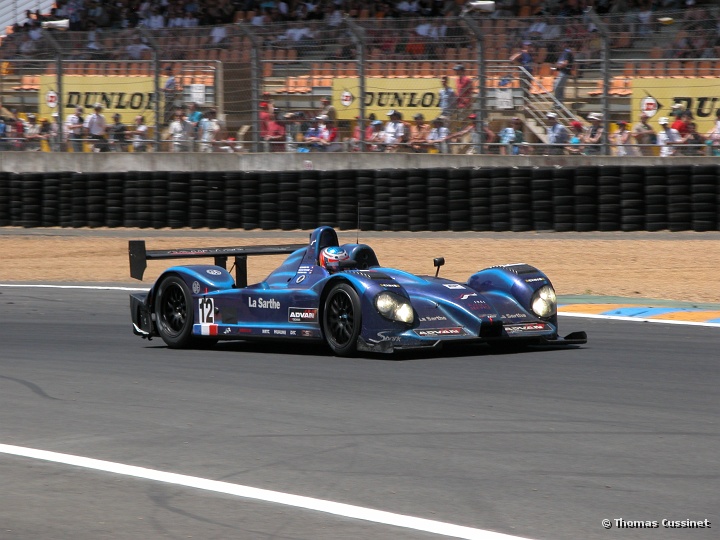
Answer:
142 6 166 29
275 21 315 43
405 30 426 59
210 25 228 47
126 36 151 59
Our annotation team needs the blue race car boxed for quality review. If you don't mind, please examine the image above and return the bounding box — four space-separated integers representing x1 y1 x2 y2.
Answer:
129 226 586 355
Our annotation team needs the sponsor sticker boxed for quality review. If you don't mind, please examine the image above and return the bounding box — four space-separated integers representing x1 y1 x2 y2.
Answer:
288 307 318 323
443 283 465 290
415 327 466 337
206 269 222 276
505 323 548 334
192 281 201 294
248 297 281 309
368 331 401 344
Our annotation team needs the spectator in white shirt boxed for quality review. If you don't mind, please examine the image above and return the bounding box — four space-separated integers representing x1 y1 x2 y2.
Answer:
84 103 109 152
657 116 681 157
126 36 151 60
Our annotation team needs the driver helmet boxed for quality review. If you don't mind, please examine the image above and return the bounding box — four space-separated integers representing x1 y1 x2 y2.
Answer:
319 246 349 273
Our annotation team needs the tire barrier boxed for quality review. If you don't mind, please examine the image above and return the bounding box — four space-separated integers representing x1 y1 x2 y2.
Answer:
1 166 718 232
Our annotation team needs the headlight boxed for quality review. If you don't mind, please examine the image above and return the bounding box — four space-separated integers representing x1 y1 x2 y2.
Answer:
531 285 557 318
375 292 414 324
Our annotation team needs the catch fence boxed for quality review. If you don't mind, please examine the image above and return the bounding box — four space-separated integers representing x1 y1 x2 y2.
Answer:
0 7 718 155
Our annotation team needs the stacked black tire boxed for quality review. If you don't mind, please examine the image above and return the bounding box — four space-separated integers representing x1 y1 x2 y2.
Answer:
0 166 718 233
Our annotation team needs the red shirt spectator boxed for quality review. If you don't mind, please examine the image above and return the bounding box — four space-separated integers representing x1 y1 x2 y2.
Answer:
454 64 473 112
259 101 272 138
671 112 690 137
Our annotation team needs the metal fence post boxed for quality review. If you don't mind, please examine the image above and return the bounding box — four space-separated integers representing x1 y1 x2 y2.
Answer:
586 8 611 155
41 30 65 151
344 17 367 151
237 23 261 153
459 13 485 154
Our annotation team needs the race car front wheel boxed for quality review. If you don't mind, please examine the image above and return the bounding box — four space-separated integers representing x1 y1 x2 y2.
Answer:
154 275 194 349
323 283 361 356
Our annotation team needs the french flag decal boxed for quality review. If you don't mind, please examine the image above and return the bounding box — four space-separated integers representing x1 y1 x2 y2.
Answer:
194 324 218 336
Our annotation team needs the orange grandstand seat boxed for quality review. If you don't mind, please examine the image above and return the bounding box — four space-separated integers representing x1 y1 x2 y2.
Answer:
587 79 604 96
390 62 410 78
695 60 714 77
312 76 332 87
666 61 686 77
343 63 358 77
292 76 311 93
636 62 653 77
530 76 553 95
609 77 632 96
415 62 435 78
366 62 383 77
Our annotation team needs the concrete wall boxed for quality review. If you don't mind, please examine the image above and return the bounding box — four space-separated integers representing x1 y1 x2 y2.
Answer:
1 152 718 173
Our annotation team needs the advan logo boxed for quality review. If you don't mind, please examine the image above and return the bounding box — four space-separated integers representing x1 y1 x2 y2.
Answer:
288 308 318 323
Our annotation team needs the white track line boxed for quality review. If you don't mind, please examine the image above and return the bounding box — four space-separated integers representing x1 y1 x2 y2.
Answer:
0 283 145 291
3 284 719 327
0 444 532 540
560 311 720 327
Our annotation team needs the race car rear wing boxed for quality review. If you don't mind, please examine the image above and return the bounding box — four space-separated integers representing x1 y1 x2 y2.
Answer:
129 240 306 286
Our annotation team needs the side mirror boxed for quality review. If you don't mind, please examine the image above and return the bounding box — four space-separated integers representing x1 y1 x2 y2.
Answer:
434 257 445 278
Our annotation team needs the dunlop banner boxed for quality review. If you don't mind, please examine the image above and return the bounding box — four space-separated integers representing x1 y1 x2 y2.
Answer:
333 78 443 121
39 75 163 125
632 78 720 134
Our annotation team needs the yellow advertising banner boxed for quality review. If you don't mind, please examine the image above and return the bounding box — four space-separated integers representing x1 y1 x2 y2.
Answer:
332 78 442 121
631 78 720 134
39 75 160 125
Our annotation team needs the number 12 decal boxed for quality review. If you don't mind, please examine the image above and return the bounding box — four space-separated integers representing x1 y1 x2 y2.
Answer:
199 298 214 323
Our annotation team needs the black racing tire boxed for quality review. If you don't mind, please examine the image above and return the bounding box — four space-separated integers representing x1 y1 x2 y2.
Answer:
322 283 362 357
154 275 195 349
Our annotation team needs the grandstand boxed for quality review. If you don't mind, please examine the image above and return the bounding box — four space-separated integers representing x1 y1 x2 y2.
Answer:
0 1 718 153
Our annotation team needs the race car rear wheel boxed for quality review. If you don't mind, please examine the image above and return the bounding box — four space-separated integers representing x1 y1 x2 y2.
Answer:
154 275 194 349
322 283 361 356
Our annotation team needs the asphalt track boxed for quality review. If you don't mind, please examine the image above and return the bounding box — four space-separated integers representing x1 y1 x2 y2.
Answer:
1 286 719 540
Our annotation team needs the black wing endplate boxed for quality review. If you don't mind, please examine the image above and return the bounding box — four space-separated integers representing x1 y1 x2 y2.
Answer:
129 240 306 285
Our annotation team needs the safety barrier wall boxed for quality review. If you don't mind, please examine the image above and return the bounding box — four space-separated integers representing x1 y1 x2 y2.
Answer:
1 165 718 232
